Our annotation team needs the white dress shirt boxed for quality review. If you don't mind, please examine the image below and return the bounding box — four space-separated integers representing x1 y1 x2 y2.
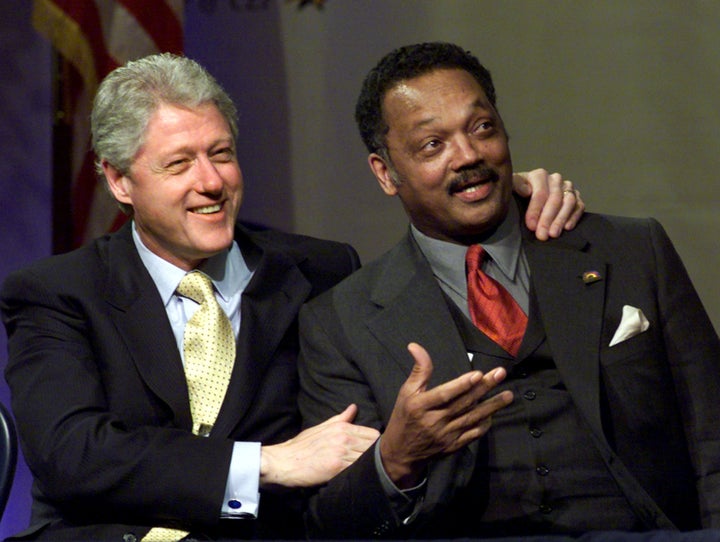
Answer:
132 222 260 518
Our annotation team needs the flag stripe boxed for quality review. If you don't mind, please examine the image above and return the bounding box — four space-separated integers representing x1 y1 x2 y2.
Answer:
97 1 162 66
32 0 184 247
118 0 183 53
32 0 110 94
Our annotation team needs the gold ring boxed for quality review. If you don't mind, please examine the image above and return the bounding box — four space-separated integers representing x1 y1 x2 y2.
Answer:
563 188 574 196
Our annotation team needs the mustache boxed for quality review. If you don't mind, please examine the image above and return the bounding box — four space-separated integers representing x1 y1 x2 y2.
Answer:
447 166 499 192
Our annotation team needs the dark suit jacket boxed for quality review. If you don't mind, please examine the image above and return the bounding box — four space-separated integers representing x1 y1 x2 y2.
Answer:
298 212 720 539
0 221 360 541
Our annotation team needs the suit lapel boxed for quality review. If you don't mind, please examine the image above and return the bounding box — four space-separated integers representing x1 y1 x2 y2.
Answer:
213 233 312 437
365 234 471 386
364 234 479 501
524 229 607 438
102 225 193 429
101 226 313 437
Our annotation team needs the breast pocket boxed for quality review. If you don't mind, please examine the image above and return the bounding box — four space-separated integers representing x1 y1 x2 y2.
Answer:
600 329 673 430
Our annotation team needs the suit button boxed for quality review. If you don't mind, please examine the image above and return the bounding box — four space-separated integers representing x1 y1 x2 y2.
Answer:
529 427 543 438
539 504 553 514
372 520 391 536
535 464 550 476
523 390 537 401
123 534 137 542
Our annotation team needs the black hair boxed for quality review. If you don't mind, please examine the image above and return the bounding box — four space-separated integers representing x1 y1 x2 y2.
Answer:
355 42 496 154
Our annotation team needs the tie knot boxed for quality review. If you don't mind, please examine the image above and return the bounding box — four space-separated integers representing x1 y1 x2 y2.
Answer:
466 244 487 273
177 271 215 304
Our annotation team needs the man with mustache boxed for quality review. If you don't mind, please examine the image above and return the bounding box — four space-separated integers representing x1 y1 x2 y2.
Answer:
298 42 720 538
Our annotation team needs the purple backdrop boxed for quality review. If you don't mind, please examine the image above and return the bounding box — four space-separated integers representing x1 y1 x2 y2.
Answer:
0 1 292 537
0 1 52 537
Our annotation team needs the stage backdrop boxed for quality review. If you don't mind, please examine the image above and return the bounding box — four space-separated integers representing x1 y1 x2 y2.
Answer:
1 0 718 537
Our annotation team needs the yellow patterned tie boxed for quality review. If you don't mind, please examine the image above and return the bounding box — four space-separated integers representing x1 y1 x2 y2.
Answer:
142 271 236 542
177 271 236 436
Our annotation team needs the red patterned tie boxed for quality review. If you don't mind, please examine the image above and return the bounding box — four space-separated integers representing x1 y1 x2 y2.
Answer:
466 244 527 356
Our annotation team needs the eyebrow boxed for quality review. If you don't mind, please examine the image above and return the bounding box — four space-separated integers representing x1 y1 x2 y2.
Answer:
408 98 492 133
163 136 235 156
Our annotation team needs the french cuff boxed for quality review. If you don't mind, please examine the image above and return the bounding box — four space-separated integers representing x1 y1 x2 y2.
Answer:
221 441 261 519
374 438 426 525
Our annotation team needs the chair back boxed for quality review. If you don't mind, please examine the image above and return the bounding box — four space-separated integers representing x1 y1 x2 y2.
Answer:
0 402 17 519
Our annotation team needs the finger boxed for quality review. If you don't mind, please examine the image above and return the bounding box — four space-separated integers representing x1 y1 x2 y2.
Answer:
544 180 577 237
420 365 506 419
511 171 534 198
515 169 550 234
440 389 513 446
469 388 514 421
533 173 565 240
428 390 513 455
564 189 585 231
461 365 508 400
444 417 495 454
402 342 434 396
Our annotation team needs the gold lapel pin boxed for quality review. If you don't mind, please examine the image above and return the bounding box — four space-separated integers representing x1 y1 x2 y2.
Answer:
581 270 603 284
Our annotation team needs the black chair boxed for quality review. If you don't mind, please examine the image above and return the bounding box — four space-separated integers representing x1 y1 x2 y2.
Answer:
0 401 17 520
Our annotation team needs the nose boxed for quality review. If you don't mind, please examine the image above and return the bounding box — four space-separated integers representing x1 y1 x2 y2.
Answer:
194 155 224 193
451 135 482 171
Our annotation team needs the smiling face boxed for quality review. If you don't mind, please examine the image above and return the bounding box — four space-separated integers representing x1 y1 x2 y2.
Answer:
104 102 243 270
369 68 513 245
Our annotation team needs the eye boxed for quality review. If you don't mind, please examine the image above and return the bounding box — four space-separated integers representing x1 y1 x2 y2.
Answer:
472 120 496 138
211 146 236 163
419 138 443 155
165 158 191 174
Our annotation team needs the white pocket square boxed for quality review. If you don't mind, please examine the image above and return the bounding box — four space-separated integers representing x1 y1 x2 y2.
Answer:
609 305 650 347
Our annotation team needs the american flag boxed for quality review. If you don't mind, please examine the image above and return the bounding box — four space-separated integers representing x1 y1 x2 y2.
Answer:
32 0 184 248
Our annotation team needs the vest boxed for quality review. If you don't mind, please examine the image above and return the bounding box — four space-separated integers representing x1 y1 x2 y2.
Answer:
442 289 642 537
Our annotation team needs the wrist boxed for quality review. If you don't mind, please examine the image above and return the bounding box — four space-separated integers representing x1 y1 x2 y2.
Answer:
259 445 278 488
379 437 425 489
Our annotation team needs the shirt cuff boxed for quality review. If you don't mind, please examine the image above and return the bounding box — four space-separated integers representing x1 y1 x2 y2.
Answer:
374 438 426 524
221 441 261 518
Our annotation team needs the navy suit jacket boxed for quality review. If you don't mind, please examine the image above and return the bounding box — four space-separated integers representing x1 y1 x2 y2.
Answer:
298 212 720 538
1 221 360 541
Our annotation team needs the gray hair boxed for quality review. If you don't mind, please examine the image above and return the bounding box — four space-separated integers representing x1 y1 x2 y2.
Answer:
91 53 238 214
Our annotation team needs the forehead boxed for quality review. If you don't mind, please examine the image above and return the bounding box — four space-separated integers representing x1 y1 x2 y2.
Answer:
139 102 232 153
381 68 492 133
145 102 227 134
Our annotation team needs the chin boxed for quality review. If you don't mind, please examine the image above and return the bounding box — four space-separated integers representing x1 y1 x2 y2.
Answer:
193 235 234 256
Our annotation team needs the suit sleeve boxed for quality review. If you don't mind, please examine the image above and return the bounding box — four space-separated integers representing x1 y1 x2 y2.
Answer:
298 298 406 539
1 268 233 529
649 218 720 527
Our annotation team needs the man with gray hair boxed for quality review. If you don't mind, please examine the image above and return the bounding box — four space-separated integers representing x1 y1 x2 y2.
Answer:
1 52 582 540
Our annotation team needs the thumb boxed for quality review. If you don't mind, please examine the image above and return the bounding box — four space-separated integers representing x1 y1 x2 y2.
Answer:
512 172 533 197
321 403 358 425
402 342 434 396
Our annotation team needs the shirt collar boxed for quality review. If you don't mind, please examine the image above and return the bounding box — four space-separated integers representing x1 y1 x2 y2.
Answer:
132 221 248 306
411 198 523 285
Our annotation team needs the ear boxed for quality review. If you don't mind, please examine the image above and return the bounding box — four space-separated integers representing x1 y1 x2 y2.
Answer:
102 160 133 206
368 153 398 196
